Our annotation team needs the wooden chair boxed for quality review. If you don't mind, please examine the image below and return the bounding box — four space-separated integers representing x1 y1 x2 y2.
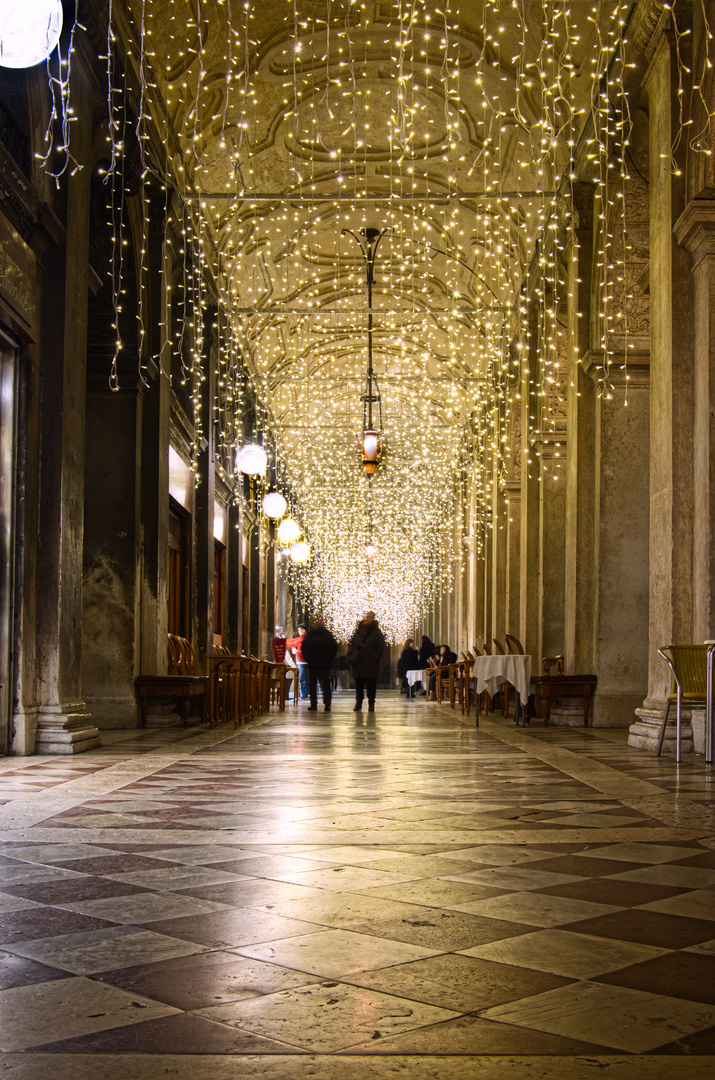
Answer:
505 634 524 654
136 635 209 727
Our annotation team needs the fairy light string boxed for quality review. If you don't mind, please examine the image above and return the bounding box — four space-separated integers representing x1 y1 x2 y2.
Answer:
24 0 714 638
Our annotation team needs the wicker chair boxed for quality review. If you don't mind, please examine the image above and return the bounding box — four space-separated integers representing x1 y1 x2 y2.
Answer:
656 645 708 763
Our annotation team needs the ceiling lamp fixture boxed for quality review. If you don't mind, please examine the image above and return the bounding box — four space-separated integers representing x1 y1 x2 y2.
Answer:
365 543 377 559
290 541 311 564
236 442 267 476
343 227 387 479
0 0 62 69
278 517 300 544
262 492 287 519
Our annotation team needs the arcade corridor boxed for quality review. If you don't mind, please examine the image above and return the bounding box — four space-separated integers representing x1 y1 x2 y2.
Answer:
0 697 713 1075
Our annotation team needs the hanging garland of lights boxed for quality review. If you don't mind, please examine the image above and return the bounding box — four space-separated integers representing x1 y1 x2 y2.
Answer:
19 0 715 640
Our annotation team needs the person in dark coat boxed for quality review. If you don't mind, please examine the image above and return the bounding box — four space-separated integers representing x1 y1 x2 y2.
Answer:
419 635 436 667
428 644 458 698
397 638 420 697
301 617 339 711
347 611 386 712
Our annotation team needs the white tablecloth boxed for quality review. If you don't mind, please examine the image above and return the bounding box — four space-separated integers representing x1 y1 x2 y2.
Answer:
473 655 532 702
406 669 427 687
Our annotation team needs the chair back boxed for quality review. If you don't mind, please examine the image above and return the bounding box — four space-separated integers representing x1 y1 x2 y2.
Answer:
658 645 708 699
168 634 196 675
505 634 524 654
493 638 505 655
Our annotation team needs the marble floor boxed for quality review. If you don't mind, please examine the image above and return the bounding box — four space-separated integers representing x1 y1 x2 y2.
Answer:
1 693 714 1079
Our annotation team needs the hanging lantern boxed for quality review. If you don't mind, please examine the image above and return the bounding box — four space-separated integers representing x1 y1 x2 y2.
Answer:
262 492 287 519
236 443 267 475
0 0 62 69
290 541 311 564
278 517 300 544
362 429 382 478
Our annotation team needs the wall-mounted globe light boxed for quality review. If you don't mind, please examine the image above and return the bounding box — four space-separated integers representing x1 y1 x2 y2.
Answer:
290 541 311 564
262 492 287 519
277 517 300 544
236 443 267 476
365 543 377 559
0 0 63 69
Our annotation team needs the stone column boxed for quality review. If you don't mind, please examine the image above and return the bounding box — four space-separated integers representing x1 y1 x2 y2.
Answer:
630 35 695 752
491 417 508 646
585 361 651 727
564 213 597 675
35 62 99 754
537 446 566 664
139 198 172 679
520 302 540 658
673 202 715 640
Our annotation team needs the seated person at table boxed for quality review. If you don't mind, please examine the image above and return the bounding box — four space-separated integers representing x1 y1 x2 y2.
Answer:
428 644 457 699
398 638 420 697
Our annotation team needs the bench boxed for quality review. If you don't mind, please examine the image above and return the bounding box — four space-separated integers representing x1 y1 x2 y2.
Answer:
135 635 209 727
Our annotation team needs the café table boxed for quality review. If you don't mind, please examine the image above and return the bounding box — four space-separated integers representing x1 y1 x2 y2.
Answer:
472 654 532 726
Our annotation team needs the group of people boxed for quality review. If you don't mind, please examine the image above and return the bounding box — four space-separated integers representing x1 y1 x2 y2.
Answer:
397 635 457 699
271 612 386 713
271 619 456 712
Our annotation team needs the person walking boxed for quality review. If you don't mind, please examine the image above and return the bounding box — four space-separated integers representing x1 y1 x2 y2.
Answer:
398 638 420 697
348 610 386 713
285 623 309 700
301 618 339 712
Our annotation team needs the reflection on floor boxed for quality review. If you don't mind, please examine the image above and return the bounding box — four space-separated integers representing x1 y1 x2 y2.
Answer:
1 691 714 1078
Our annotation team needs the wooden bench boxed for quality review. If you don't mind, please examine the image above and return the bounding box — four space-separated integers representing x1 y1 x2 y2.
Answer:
135 635 209 728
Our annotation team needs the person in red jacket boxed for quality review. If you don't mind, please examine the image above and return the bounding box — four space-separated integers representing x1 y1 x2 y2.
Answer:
286 623 308 699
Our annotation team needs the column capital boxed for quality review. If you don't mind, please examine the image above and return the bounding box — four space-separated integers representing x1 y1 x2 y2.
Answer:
674 199 715 268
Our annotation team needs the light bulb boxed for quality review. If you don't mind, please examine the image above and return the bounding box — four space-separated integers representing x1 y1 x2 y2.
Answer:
262 492 287 518
290 541 311 563
236 443 267 475
0 0 62 69
278 517 300 544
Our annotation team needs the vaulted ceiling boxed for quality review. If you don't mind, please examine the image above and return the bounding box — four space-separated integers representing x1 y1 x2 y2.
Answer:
125 0 631 636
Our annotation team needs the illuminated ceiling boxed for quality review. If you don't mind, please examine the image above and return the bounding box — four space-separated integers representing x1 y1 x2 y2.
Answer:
119 0 635 639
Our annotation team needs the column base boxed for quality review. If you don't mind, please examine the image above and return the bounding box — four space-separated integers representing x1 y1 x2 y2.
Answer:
546 700 585 727
35 706 101 755
629 704 693 755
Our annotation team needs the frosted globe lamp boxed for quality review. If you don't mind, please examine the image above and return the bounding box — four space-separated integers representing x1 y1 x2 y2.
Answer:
365 543 377 559
0 0 62 69
290 541 311 564
277 517 300 544
262 492 287 519
236 443 267 475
